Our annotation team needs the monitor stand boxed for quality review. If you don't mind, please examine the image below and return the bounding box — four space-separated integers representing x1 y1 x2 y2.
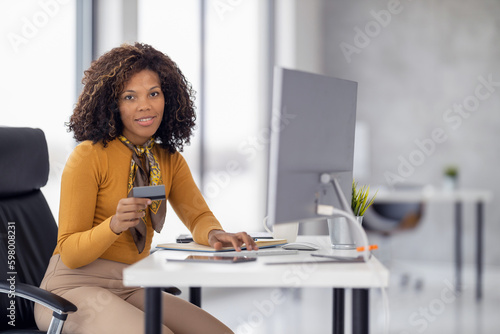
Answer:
319 174 358 249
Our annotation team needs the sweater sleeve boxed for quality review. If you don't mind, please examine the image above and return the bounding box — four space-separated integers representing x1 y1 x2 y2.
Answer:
56 143 120 269
168 153 223 246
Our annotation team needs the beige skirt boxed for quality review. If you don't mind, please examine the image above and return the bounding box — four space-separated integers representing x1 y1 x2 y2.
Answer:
34 255 143 333
34 255 233 334
38 254 139 298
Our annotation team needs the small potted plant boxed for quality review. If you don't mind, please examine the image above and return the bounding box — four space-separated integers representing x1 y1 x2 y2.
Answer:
443 165 459 191
328 179 378 249
351 180 377 223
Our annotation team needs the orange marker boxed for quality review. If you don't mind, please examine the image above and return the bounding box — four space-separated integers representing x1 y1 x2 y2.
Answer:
356 244 378 252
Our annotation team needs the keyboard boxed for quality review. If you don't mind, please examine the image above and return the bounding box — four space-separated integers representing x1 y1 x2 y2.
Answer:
216 248 298 257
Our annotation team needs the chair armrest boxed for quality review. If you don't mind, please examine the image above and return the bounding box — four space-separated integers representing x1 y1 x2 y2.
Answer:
0 281 77 314
163 287 182 296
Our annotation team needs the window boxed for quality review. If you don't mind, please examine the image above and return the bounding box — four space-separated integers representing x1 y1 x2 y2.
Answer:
138 0 269 242
0 0 76 219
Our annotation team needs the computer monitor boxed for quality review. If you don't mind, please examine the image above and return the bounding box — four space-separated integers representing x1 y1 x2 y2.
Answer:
267 67 358 227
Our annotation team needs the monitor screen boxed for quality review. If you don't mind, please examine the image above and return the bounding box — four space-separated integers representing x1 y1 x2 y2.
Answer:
267 67 358 226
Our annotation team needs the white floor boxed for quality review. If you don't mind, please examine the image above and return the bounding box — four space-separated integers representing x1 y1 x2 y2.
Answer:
183 260 500 334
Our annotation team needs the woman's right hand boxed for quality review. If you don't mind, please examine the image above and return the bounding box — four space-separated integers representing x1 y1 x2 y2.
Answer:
109 197 152 234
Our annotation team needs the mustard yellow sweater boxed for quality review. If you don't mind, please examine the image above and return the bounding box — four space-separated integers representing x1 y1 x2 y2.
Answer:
55 139 223 269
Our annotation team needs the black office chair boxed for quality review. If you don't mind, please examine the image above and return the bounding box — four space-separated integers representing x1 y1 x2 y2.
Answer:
0 127 77 333
363 202 424 236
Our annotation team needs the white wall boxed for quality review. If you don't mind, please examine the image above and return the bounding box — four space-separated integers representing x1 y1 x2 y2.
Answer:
321 0 500 265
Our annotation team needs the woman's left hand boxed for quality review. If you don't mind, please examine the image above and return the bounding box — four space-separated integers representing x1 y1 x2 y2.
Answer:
208 230 258 252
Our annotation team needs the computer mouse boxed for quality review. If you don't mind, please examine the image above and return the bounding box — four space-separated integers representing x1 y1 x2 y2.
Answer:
282 242 320 251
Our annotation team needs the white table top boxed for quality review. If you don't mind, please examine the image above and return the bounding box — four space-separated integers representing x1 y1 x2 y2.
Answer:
373 186 493 203
123 236 389 289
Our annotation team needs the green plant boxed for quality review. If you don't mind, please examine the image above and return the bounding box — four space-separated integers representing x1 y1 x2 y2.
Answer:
444 165 458 178
351 180 377 216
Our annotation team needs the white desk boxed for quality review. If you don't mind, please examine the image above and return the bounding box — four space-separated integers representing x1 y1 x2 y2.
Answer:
123 236 389 334
375 188 492 203
374 187 493 300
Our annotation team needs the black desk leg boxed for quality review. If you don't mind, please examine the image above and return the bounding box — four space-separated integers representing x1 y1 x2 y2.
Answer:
190 287 202 307
145 287 162 334
333 288 345 334
476 201 484 301
352 289 369 334
454 201 462 293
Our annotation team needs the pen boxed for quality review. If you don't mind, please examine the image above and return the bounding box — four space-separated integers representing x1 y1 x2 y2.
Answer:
356 244 378 252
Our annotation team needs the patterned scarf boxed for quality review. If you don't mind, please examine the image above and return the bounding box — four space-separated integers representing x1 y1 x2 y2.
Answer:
118 136 166 253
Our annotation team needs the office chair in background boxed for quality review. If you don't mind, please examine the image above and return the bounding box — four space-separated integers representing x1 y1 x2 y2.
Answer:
363 202 424 236
0 127 77 333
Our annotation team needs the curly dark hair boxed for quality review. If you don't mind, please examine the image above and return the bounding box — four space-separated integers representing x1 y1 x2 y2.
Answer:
67 42 196 153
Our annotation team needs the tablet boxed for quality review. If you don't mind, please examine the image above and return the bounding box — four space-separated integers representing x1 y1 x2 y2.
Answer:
167 255 257 264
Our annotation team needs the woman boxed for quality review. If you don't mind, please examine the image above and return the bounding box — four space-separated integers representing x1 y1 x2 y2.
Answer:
34 42 257 334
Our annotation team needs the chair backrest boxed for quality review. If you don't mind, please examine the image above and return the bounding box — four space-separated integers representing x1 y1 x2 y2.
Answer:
363 202 424 234
0 127 58 330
